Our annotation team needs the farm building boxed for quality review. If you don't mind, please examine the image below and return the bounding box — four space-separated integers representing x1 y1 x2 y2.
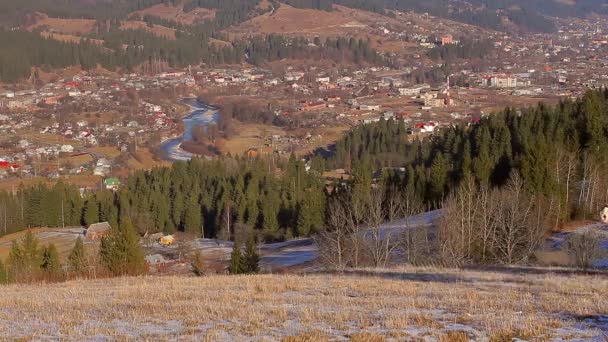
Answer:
86 222 111 240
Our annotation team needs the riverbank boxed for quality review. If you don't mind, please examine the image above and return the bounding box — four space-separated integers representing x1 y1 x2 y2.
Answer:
160 98 219 162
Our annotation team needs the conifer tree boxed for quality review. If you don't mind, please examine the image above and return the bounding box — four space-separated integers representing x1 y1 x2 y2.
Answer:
21 230 41 276
228 240 243 274
184 197 202 237
83 199 99 226
99 217 146 276
243 234 260 274
41 243 62 279
68 236 88 275
7 231 41 281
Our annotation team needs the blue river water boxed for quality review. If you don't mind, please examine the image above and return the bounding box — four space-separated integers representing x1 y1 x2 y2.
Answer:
160 98 219 161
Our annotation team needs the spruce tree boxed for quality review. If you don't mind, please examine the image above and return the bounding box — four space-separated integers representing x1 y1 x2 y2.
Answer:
99 217 146 276
41 243 62 279
68 237 88 275
184 197 202 237
243 235 260 274
228 241 243 274
83 199 99 226
21 230 41 277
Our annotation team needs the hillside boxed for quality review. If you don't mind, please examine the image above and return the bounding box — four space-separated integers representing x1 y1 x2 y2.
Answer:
229 4 495 54
0 268 606 340
129 2 216 25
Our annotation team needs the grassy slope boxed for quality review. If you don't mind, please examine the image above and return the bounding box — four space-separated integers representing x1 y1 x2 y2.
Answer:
0 267 606 340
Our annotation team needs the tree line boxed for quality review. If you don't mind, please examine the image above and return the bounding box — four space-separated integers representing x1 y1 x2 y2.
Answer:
322 89 608 223
0 216 146 284
428 38 494 63
0 155 326 243
0 26 387 82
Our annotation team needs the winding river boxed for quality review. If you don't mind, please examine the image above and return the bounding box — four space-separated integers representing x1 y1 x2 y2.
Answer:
160 98 219 162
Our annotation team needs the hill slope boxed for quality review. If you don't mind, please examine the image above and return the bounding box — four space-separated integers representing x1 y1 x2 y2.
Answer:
0 268 606 340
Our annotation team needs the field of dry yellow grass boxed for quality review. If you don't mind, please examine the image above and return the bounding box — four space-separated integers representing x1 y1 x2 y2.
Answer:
0 267 606 341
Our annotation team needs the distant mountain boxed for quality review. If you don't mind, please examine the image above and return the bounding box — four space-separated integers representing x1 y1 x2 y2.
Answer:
2 0 606 32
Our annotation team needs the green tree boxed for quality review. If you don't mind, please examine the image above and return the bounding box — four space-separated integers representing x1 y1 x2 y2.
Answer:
7 230 41 281
41 243 62 279
83 198 99 226
243 235 260 274
184 197 202 237
228 241 244 274
429 152 449 202
68 236 88 275
99 217 146 276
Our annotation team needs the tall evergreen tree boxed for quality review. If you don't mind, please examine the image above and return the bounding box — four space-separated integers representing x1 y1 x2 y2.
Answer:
83 199 99 226
228 241 243 274
41 243 62 279
68 236 88 275
99 217 146 276
243 234 260 274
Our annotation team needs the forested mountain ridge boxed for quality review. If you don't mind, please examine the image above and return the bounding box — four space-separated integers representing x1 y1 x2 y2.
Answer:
3 0 605 31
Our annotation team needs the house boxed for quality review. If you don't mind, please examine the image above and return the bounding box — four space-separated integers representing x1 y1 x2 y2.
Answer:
246 148 258 158
104 177 121 191
359 104 381 111
424 97 445 108
441 34 454 45
60 145 74 153
486 74 518 88
414 121 438 133
399 87 422 96
86 222 111 240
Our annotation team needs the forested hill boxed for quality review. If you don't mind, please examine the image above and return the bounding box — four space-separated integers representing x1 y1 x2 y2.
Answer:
253 0 608 35
282 0 608 33
319 89 608 218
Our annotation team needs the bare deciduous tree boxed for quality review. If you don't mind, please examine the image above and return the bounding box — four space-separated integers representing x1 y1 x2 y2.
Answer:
567 230 603 270
316 199 351 270
438 172 550 266
364 188 393 267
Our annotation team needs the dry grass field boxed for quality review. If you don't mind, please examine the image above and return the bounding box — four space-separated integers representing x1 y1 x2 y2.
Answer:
28 15 96 35
130 3 216 26
230 4 370 37
120 20 177 39
0 267 606 340
0 227 88 260
0 174 102 192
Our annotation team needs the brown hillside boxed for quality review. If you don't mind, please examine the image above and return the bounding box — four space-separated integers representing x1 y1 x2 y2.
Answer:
28 13 96 35
120 20 177 39
231 4 368 36
40 32 105 46
130 3 215 26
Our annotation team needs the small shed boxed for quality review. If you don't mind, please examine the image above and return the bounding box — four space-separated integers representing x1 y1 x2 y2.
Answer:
86 222 111 240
